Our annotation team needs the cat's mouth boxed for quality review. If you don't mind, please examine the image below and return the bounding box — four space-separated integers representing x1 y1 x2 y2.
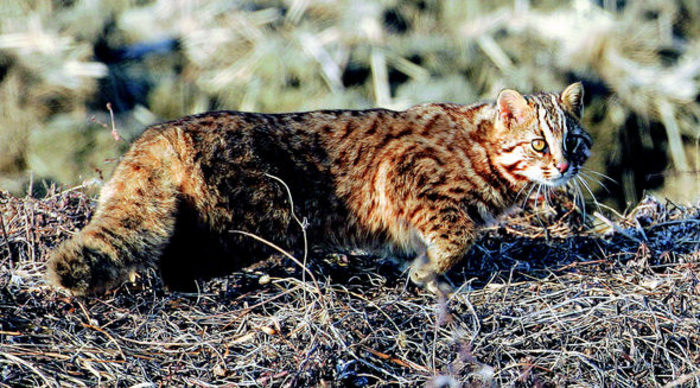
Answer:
545 176 571 187
542 169 577 187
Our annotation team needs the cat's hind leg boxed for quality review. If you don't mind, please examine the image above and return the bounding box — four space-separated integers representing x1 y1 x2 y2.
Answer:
46 130 186 295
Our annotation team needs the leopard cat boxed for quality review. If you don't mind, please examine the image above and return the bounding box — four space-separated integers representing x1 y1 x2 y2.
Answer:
47 83 592 295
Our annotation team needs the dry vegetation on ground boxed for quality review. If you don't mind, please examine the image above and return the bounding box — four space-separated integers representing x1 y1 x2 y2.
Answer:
1 187 697 387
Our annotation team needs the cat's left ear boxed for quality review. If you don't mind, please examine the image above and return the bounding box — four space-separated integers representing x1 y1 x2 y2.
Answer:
560 82 584 119
496 89 531 127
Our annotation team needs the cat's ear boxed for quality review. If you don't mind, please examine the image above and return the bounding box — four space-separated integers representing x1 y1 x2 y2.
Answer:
560 82 584 119
496 89 531 126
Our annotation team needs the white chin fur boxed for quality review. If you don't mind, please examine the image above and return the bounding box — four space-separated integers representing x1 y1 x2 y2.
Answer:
544 173 572 187
528 172 571 187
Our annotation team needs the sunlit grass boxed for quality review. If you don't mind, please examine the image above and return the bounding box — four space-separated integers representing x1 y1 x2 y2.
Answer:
0 0 697 205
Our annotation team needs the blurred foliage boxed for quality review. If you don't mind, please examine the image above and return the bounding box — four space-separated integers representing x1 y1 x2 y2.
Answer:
0 0 698 207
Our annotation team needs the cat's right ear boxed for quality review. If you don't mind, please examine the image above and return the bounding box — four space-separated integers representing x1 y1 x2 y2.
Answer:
496 89 530 127
560 82 584 119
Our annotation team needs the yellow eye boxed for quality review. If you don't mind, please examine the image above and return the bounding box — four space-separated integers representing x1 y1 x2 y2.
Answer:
531 138 547 152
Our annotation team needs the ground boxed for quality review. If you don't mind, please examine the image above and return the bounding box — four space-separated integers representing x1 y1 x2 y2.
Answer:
0 187 698 387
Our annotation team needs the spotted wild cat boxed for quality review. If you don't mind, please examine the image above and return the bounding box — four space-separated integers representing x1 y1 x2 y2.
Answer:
47 83 592 295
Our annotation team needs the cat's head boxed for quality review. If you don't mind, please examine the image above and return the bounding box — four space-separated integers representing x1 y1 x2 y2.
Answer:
492 82 593 187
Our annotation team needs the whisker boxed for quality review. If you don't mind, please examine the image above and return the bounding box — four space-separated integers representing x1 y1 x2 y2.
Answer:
514 182 532 204
578 176 602 214
574 178 587 222
533 184 545 225
522 183 537 209
582 167 617 184
565 180 576 204
543 186 552 211
579 172 609 193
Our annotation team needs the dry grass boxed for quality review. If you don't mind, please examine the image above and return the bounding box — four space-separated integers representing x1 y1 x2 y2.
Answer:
0 187 697 387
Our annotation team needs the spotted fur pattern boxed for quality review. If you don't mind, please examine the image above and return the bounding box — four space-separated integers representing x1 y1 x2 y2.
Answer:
47 83 592 295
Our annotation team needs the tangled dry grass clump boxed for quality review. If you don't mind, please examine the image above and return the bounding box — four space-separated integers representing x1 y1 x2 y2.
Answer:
0 187 697 387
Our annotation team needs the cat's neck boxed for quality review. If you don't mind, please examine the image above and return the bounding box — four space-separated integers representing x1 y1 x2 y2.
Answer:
465 102 497 126
460 102 528 206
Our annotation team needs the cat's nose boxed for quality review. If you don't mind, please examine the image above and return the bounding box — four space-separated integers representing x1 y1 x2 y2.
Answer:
557 161 569 173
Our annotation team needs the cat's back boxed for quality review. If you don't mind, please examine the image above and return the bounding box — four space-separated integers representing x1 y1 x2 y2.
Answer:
134 103 472 154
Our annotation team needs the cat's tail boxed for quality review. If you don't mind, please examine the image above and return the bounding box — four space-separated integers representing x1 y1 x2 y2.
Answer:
46 129 184 295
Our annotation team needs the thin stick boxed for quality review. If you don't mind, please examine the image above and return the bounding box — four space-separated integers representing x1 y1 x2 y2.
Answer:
264 173 310 304
90 102 123 142
229 230 326 308
0 210 15 263
362 345 430 372
106 103 122 142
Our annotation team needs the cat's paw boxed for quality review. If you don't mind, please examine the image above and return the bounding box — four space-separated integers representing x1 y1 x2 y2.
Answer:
425 278 454 296
409 259 453 295
409 257 434 285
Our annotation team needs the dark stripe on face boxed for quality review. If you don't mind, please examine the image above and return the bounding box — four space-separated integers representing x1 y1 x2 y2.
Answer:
540 105 558 138
534 96 565 138
485 152 518 194
503 160 525 173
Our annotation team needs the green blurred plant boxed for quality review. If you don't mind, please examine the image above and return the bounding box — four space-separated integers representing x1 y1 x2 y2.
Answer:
0 0 697 206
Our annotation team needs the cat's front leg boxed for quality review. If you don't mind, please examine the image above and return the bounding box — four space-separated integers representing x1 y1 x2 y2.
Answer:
405 200 477 292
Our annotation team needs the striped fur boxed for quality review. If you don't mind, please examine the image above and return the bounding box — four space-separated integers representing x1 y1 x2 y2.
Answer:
47 83 592 295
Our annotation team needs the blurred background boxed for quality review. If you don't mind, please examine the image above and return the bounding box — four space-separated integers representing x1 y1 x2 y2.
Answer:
0 0 697 210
